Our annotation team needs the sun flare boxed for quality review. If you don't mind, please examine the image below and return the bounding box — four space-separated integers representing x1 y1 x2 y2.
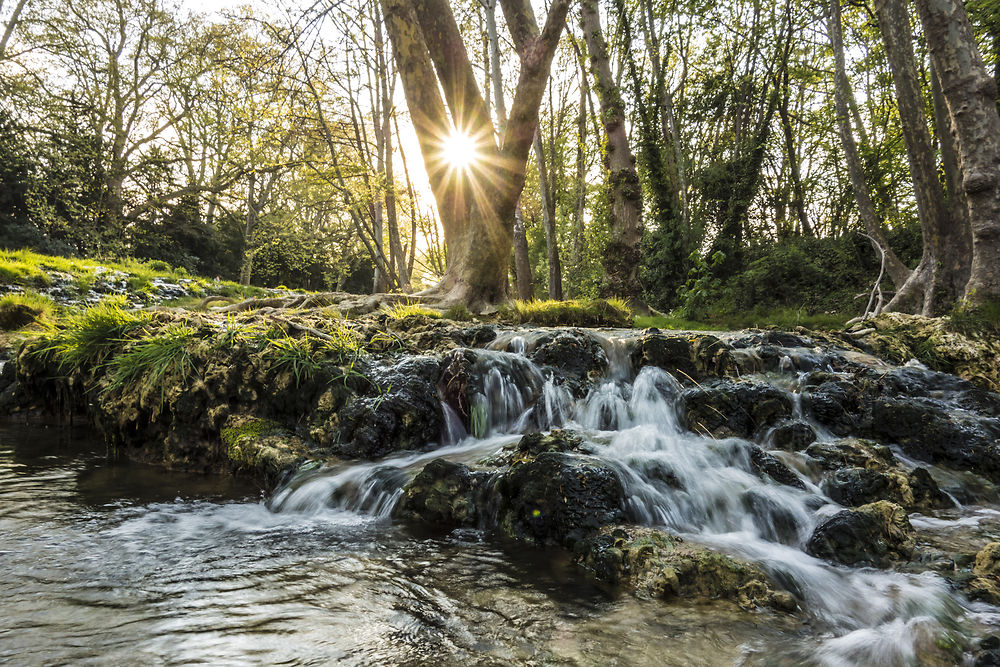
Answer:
440 130 478 170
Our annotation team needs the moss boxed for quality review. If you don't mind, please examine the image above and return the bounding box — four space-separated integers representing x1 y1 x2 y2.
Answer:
220 417 303 478
221 417 283 449
856 312 1000 391
500 298 634 327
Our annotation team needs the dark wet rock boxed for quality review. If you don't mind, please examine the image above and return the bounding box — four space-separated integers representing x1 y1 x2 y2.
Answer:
801 376 872 436
630 332 732 383
494 452 625 548
453 324 497 348
748 446 806 489
515 429 584 456
806 501 915 567
823 466 949 511
333 356 443 459
576 526 796 611
741 489 804 544
438 348 543 431
805 438 897 472
396 459 486 528
768 421 817 451
823 467 909 508
868 398 1000 481
530 330 608 383
907 467 952 510
683 380 792 438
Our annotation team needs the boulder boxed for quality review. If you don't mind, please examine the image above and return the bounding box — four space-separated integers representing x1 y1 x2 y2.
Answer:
529 330 609 388
630 332 733 382
683 380 792 438
395 458 484 527
334 356 444 459
748 446 806 489
576 526 796 611
805 438 897 472
806 500 915 567
963 543 1000 606
769 421 817 451
494 451 625 548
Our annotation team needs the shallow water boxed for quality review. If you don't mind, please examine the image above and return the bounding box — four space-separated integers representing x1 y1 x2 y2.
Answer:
0 423 811 666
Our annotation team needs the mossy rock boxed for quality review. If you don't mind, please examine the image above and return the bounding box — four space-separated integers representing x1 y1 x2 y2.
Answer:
577 526 796 611
220 415 305 480
806 500 915 568
630 331 733 382
856 313 1000 392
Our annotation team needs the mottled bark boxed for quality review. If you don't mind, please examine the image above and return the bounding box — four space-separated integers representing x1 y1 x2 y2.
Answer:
580 0 644 305
828 0 912 290
914 0 1000 306
877 0 963 314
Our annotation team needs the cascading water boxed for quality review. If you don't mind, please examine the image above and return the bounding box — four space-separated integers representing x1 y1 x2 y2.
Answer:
261 332 998 664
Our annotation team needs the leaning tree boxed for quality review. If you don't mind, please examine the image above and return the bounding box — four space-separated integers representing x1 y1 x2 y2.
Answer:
380 0 571 308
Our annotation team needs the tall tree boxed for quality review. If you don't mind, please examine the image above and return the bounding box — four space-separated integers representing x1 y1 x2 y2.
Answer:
380 0 570 307
914 0 1000 306
828 0 912 289
580 0 644 305
876 0 967 314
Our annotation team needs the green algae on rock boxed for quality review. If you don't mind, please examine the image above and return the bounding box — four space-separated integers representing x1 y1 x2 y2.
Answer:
576 526 796 611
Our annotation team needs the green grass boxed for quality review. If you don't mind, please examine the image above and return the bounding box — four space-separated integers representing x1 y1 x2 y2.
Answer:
382 301 442 320
0 291 59 330
501 298 634 327
637 308 851 332
32 296 153 371
0 248 268 301
103 323 198 402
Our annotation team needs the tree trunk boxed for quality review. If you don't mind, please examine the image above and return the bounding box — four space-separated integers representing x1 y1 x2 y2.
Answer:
828 0 912 290
877 0 964 315
485 0 533 301
534 129 562 299
914 0 1000 306
580 0 644 305
381 0 569 308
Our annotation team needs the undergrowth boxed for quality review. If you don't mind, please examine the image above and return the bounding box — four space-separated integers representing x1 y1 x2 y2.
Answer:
0 291 58 330
637 308 850 332
949 299 1000 337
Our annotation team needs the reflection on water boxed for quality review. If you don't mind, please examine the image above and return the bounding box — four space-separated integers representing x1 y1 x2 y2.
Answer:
0 424 802 666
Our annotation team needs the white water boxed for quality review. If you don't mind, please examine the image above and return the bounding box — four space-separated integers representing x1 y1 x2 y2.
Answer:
269 339 995 664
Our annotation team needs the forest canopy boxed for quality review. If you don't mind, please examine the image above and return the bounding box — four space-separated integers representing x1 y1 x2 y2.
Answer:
1 0 998 318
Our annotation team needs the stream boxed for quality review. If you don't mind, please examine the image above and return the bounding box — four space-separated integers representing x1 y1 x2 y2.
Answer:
2 331 999 665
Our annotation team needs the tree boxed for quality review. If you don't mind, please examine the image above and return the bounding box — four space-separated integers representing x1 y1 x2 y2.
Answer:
580 0 644 305
380 0 571 307
914 0 1000 306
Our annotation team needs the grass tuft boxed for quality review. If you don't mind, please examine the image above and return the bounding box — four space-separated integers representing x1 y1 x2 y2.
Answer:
949 299 1000 337
502 298 634 328
103 323 198 402
0 291 58 330
382 301 442 320
33 296 153 372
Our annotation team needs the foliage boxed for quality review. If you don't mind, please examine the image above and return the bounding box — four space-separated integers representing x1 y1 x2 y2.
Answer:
502 298 633 327
33 297 152 372
676 251 729 321
262 333 324 386
382 301 442 320
442 304 474 321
